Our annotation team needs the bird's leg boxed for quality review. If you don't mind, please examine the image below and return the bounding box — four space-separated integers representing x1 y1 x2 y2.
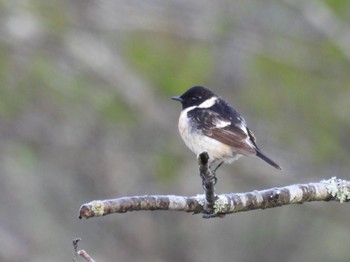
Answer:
202 161 223 187
212 161 224 174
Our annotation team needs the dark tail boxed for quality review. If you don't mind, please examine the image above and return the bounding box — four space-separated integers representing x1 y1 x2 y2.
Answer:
256 150 282 170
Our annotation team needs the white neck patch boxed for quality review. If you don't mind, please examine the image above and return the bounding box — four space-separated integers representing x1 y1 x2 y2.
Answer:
198 96 217 108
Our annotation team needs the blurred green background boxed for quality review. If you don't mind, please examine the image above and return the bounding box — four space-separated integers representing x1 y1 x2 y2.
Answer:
1 0 350 261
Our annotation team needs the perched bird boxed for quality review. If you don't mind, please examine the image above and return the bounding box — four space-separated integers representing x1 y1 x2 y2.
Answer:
172 86 281 172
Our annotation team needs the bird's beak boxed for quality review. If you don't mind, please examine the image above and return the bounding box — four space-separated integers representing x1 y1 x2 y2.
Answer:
171 96 183 102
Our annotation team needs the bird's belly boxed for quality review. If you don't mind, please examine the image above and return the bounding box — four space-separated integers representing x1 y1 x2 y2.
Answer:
178 111 240 163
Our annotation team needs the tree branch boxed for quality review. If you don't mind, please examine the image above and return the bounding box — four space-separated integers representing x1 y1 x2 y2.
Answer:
73 238 96 262
79 177 350 219
198 152 217 216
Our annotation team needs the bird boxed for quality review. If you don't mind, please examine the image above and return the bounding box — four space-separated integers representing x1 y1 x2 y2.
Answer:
172 86 281 172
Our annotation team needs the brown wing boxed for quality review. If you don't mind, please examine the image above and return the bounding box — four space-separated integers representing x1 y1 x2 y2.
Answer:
207 125 256 154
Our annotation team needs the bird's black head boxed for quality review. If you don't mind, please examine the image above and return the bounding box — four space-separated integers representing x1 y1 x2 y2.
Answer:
171 86 216 109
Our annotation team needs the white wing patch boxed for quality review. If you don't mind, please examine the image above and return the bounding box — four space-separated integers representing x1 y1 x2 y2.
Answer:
214 119 231 128
237 122 248 135
198 96 217 108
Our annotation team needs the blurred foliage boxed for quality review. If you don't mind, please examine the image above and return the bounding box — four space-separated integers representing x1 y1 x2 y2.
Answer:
98 93 137 125
153 147 183 181
0 52 135 124
123 33 212 95
323 0 349 17
14 141 40 170
247 51 349 164
29 0 70 34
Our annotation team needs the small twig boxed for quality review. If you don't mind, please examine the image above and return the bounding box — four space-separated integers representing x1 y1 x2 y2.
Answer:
77 250 96 262
73 238 81 262
79 177 350 219
197 152 217 217
72 238 96 262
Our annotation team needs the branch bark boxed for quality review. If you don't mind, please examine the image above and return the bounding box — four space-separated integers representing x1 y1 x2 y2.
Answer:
79 177 350 219
198 152 217 216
